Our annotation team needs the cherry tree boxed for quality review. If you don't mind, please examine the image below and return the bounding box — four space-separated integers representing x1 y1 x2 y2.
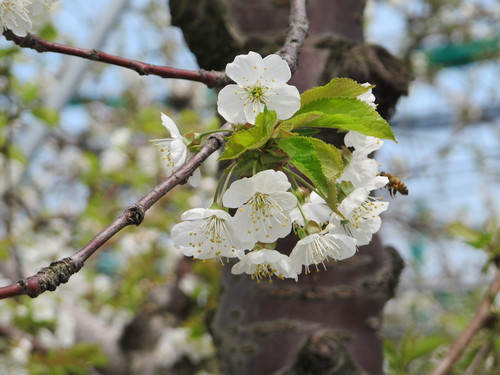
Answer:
12 1 500 374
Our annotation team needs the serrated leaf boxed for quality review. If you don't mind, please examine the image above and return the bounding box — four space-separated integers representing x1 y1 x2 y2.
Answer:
219 109 277 160
276 136 342 210
282 97 395 141
300 78 371 106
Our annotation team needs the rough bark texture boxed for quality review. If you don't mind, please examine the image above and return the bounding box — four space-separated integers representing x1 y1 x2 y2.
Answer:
170 1 409 374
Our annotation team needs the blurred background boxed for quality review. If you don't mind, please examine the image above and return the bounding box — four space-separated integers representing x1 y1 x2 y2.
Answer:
0 0 499 373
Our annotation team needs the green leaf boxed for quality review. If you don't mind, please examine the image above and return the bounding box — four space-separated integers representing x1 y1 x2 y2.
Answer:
219 109 278 160
447 221 493 250
281 97 395 141
300 77 371 106
38 23 58 41
407 335 449 362
276 136 342 209
32 106 60 127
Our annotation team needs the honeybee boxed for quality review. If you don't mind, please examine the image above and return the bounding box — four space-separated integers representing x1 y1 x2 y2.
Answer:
379 172 409 198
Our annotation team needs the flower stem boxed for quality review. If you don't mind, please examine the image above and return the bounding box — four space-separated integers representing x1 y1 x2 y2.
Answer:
214 162 237 205
282 165 322 198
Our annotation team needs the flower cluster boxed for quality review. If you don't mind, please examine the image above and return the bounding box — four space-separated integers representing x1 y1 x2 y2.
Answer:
0 0 56 36
152 52 397 282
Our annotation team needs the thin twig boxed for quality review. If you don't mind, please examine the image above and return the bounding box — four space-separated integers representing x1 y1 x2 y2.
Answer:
2 30 230 88
429 271 500 375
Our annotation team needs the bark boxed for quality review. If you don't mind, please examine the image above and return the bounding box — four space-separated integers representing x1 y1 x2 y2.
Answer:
170 1 409 374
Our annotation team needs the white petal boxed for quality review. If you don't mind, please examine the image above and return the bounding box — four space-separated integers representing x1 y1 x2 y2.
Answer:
161 113 182 138
290 192 331 226
222 176 258 208
340 156 379 188
250 170 292 194
339 188 369 217
243 100 265 125
269 191 298 211
363 176 389 191
345 131 384 155
356 83 376 109
225 51 263 85
351 217 381 246
180 208 211 221
232 199 293 243
266 83 301 120
262 54 292 82
217 84 248 124
324 233 357 260
188 167 201 187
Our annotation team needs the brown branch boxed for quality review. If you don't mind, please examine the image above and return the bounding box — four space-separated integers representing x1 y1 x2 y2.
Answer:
0 125 231 300
429 271 500 375
277 0 309 74
2 29 230 88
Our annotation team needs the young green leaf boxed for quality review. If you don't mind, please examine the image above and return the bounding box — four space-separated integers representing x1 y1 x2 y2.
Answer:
281 97 395 141
300 77 371 106
219 109 278 160
276 136 342 210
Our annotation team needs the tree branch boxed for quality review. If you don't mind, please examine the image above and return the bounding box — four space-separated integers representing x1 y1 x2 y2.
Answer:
0 126 231 300
2 30 230 88
277 0 309 74
429 271 500 375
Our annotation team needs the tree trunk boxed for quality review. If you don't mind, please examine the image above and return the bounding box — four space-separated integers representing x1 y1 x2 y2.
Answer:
170 1 409 373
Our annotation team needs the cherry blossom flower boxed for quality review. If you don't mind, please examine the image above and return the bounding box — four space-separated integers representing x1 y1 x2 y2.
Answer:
150 113 200 185
171 208 251 261
231 249 298 282
290 232 357 274
290 191 332 227
222 169 297 244
217 51 300 124
330 182 389 246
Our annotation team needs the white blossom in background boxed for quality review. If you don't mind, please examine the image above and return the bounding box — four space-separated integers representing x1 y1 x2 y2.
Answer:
155 327 215 368
150 113 200 186
357 82 376 109
0 0 56 36
217 51 300 124
100 128 131 173
290 191 332 227
171 208 251 261
232 249 298 282
9 337 32 366
222 169 298 244
290 232 357 274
